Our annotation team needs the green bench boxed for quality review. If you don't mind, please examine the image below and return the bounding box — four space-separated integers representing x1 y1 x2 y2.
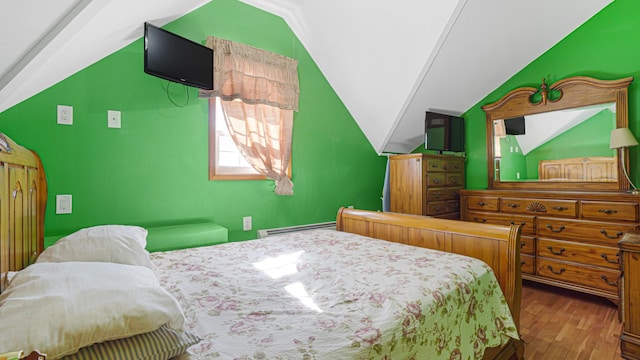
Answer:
145 222 228 252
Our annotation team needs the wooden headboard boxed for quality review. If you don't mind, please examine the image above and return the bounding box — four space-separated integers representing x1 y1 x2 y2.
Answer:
0 133 47 292
539 156 617 182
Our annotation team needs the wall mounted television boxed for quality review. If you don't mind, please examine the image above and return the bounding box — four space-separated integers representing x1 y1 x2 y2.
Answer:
504 116 526 135
424 111 465 152
144 22 213 90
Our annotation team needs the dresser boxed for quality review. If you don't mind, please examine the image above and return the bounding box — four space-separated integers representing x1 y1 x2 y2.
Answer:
389 153 464 219
460 189 638 301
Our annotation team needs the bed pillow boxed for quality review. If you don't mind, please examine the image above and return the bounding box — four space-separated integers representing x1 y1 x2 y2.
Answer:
0 262 185 359
62 325 201 360
37 225 153 268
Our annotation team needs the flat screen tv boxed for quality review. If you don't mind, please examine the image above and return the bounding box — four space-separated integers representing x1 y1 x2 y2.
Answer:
504 116 526 135
425 111 465 152
144 22 213 90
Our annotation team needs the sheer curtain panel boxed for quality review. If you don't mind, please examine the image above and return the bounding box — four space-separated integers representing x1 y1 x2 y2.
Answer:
200 36 299 195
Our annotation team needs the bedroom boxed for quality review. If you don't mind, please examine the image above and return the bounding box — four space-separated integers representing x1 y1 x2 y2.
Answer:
1 0 640 359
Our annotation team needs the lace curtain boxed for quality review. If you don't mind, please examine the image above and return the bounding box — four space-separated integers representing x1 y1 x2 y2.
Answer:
200 37 299 195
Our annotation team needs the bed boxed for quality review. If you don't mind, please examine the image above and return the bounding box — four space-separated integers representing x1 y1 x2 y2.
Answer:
0 133 524 360
538 156 617 181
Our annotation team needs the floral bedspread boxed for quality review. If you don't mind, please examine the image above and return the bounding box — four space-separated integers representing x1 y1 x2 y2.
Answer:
150 229 519 360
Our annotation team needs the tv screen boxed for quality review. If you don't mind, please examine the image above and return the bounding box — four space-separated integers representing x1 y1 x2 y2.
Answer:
144 23 213 90
504 116 526 135
425 111 465 152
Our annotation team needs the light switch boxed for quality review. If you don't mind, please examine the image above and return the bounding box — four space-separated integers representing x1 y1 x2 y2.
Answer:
108 110 121 128
56 194 72 214
57 105 73 125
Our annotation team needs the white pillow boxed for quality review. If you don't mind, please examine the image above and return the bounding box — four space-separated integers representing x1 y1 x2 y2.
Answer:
37 225 153 268
0 262 185 359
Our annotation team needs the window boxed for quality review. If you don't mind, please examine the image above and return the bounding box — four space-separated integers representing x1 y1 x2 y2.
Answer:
209 97 265 180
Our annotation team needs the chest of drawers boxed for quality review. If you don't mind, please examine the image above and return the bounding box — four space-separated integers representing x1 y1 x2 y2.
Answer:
390 154 464 219
460 189 639 301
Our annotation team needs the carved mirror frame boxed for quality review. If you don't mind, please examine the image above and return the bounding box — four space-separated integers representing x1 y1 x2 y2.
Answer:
484 76 633 191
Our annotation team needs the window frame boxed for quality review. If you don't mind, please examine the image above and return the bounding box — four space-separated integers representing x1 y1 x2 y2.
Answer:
208 97 267 180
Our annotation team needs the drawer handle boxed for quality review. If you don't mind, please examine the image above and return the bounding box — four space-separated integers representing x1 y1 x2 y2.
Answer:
546 224 565 233
433 192 443 198
600 230 623 239
521 260 526 266
434 206 443 212
473 217 487 223
598 209 618 215
510 221 526 226
449 203 459 210
600 275 619 287
547 266 566 275
552 206 568 211
546 246 565 255
431 163 439 168
600 253 620 264
520 242 526 248
507 203 519 208
450 178 457 184
477 201 486 206
433 178 441 184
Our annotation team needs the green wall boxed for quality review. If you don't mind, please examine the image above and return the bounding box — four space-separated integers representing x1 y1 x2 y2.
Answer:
464 0 640 189
0 0 386 242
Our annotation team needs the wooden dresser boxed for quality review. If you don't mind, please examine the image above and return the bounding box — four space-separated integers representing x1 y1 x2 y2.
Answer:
389 153 464 219
460 189 638 302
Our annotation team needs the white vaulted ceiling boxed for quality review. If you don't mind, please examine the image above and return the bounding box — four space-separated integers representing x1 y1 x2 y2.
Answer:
0 0 612 153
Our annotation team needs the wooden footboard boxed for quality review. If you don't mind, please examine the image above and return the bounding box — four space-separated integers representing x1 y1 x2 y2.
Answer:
336 207 524 360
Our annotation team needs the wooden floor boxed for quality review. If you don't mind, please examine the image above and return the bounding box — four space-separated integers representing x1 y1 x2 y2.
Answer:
520 281 623 360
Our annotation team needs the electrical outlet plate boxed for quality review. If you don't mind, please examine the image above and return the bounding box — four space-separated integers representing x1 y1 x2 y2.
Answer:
56 194 72 214
57 105 73 125
243 216 252 231
107 110 121 128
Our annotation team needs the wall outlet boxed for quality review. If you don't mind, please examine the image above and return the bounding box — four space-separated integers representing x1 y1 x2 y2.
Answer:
243 216 252 231
107 110 121 128
57 105 73 125
56 194 72 214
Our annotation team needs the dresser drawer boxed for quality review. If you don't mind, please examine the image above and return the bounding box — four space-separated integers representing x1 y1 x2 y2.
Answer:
444 159 464 172
427 173 446 186
537 258 619 294
500 198 577 218
447 173 462 187
520 235 535 255
537 238 620 270
466 196 499 212
426 201 448 216
425 158 446 172
581 201 638 222
446 187 461 200
447 200 460 213
537 217 637 245
466 211 535 235
426 188 448 202
521 254 535 274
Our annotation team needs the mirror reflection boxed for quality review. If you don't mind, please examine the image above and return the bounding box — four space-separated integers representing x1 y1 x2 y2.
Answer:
493 102 617 182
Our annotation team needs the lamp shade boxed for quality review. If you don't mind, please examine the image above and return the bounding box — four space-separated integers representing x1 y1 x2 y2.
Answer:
610 127 639 149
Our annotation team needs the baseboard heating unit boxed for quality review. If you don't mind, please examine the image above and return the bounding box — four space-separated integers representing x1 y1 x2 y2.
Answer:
257 221 336 238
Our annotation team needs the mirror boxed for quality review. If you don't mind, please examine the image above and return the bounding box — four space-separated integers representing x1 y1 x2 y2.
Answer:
484 76 633 191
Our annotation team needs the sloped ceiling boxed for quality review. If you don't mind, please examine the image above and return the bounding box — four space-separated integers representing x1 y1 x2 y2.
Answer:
0 0 612 154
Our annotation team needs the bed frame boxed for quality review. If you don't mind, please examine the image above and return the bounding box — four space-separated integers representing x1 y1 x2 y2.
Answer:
336 207 524 360
0 131 523 359
0 133 47 293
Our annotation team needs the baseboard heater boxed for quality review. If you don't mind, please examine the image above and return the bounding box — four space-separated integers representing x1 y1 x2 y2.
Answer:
257 221 336 238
